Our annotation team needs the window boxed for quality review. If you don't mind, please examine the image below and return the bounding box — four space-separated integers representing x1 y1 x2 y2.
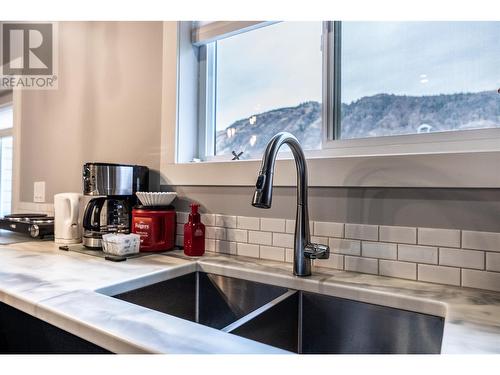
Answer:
0 104 13 130
0 104 13 217
202 22 323 159
340 22 500 139
194 21 500 161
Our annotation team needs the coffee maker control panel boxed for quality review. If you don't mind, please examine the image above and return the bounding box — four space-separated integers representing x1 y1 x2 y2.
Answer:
83 163 149 196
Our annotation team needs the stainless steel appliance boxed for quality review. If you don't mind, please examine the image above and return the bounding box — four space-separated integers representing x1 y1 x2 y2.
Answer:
82 163 148 249
0 213 54 239
83 162 148 196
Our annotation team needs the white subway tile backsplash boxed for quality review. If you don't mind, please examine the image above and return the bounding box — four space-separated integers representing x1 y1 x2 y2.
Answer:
486 252 500 272
215 240 237 255
379 260 416 280
205 227 215 239
206 227 226 240
314 254 344 270
226 228 248 243
345 223 378 241
215 215 237 228
345 256 378 275
398 244 438 264
173 211 500 293
314 221 344 238
260 246 285 262
176 212 189 224
237 216 260 230
418 264 460 286
362 242 397 260
462 269 500 292
379 226 416 244
462 231 500 252
273 233 294 248
205 238 215 252
248 230 272 245
439 248 484 270
200 213 215 226
214 228 227 240
18 202 500 292
261 218 286 233
418 227 460 248
329 238 361 256
285 220 313 234
237 243 259 258
176 235 184 247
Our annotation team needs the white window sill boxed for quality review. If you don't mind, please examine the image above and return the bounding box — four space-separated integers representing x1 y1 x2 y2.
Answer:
160 150 500 188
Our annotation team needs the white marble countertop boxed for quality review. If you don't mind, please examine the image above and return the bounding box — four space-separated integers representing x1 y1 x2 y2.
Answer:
0 241 499 353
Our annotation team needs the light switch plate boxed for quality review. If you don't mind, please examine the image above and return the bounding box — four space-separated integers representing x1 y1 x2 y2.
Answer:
33 181 45 203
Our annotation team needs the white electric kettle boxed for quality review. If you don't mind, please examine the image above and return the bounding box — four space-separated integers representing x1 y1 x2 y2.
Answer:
54 193 83 244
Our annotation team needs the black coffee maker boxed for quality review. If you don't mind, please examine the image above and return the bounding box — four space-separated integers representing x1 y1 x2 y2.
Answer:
82 163 148 249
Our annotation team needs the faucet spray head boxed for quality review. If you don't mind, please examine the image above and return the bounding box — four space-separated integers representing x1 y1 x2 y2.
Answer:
251 173 272 209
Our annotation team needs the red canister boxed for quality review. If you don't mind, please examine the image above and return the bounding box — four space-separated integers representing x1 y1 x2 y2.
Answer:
132 206 176 252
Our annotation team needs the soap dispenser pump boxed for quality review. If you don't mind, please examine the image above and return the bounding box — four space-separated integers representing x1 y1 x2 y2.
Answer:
183 203 205 256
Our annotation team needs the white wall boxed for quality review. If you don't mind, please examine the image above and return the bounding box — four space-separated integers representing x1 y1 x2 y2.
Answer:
18 22 164 202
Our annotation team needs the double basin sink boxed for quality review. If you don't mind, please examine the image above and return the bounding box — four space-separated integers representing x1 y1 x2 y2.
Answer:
109 271 444 354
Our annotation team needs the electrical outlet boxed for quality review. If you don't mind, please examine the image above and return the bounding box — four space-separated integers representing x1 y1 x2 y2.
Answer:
33 181 45 203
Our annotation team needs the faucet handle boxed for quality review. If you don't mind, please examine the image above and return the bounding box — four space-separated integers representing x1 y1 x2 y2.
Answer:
304 243 330 260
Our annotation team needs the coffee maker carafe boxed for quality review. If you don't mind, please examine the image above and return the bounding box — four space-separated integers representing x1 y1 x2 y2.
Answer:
82 196 132 248
82 163 148 249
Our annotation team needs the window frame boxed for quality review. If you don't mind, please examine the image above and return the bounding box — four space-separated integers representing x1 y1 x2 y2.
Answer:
321 21 500 156
199 21 328 161
0 102 14 138
197 42 217 159
159 21 500 188
196 21 500 161
0 101 13 216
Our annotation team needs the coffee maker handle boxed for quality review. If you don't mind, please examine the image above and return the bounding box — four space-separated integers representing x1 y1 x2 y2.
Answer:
68 194 81 227
83 197 106 232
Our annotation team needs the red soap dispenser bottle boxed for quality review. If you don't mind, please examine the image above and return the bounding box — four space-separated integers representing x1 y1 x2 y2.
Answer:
183 203 205 256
